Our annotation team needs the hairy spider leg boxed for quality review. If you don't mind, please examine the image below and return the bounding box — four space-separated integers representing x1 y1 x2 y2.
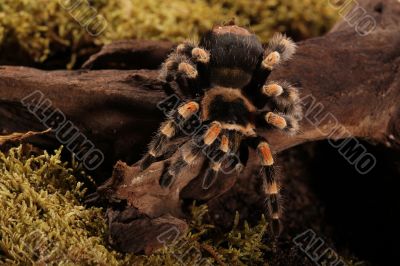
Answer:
160 41 211 98
200 130 245 189
258 80 302 135
159 121 222 187
140 101 200 170
248 136 282 237
245 33 297 96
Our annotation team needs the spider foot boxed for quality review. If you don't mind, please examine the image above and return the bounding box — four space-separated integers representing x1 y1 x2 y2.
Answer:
262 33 297 70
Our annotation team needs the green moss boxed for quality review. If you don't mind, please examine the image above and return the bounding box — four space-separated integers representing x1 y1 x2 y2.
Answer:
209 0 340 42
0 145 272 265
0 146 121 265
0 0 339 68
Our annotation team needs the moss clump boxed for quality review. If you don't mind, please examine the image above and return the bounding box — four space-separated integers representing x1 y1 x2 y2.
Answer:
0 146 122 265
133 204 270 266
210 0 340 42
0 0 339 68
0 145 272 265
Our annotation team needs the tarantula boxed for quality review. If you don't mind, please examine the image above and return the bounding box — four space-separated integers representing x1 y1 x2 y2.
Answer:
139 24 302 236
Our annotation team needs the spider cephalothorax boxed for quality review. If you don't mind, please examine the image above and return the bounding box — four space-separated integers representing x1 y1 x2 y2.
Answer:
140 24 302 236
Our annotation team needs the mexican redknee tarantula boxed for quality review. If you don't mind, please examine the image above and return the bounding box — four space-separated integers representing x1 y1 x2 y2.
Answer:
140 24 302 236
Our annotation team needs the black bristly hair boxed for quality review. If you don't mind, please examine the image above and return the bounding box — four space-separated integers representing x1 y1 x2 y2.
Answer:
200 31 263 71
199 26 264 88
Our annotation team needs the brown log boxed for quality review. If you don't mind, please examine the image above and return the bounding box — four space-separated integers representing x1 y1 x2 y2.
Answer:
0 0 399 254
82 40 175 70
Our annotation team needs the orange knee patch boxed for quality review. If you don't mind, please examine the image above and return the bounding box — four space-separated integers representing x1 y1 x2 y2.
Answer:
266 181 279 194
149 149 157 157
183 149 197 164
212 162 222 171
258 142 274 166
192 48 210 63
271 212 280 220
176 43 187 53
263 84 283 97
178 62 198 79
164 59 175 70
220 135 229 152
178 101 199 118
266 112 287 130
262 51 280 70
204 122 222 145
161 121 175 138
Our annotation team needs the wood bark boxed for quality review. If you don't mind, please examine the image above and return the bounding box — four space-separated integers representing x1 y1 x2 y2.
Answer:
0 0 399 254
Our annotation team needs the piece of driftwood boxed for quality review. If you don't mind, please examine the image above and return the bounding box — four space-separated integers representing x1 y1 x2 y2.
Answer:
82 40 175 70
0 128 51 146
0 0 399 254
